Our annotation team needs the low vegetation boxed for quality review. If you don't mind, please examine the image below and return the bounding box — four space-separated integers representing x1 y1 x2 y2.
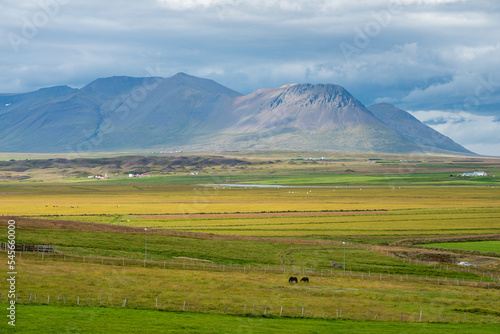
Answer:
1 152 499 332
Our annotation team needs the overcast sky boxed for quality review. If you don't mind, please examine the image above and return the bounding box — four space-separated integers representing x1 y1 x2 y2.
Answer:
1 0 499 155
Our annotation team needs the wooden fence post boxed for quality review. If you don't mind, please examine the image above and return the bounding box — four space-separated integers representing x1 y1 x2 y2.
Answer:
280 306 283 316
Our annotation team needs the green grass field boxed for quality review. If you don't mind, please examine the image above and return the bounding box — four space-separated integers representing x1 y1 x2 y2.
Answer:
4 304 500 334
1 153 500 332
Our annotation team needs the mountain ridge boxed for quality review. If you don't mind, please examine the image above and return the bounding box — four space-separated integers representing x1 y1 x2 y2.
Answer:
0 73 473 155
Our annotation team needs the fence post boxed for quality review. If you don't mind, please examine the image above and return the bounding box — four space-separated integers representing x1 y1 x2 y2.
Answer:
77 296 79 305
280 306 283 316
264 305 267 315
156 297 158 308
419 310 422 322
302 307 305 317
243 303 246 314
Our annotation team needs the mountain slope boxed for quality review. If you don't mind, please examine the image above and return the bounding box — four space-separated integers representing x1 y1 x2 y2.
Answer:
209 84 421 153
0 73 241 152
367 103 472 154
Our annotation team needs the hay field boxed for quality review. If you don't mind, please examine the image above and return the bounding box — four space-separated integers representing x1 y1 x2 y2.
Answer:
4 184 498 239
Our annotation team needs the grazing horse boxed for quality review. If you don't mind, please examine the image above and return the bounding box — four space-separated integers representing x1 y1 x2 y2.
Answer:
288 276 298 283
300 277 309 283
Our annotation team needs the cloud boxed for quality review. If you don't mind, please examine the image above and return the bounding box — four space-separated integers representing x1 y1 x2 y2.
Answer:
155 0 467 12
409 109 500 156
155 0 323 13
1 0 500 113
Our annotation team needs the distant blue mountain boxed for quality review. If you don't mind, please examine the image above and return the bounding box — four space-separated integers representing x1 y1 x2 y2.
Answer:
0 73 473 155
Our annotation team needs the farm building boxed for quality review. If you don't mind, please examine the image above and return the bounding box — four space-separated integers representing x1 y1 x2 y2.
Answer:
129 174 151 178
457 171 488 177
88 174 108 179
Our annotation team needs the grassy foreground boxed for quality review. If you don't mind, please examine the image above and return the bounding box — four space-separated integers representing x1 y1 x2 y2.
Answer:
2 304 500 334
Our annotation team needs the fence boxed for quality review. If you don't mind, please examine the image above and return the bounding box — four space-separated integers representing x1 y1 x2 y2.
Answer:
3 291 498 324
0 242 54 253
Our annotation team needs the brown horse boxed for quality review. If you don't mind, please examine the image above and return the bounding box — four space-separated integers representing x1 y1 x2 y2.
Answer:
288 276 298 283
300 277 309 282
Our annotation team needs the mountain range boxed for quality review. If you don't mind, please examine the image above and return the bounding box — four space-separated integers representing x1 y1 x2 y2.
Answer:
0 73 473 155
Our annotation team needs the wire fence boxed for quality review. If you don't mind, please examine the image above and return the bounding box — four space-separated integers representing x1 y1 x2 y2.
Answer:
4 291 499 324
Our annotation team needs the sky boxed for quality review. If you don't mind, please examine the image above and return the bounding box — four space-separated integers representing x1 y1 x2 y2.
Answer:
1 0 499 155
